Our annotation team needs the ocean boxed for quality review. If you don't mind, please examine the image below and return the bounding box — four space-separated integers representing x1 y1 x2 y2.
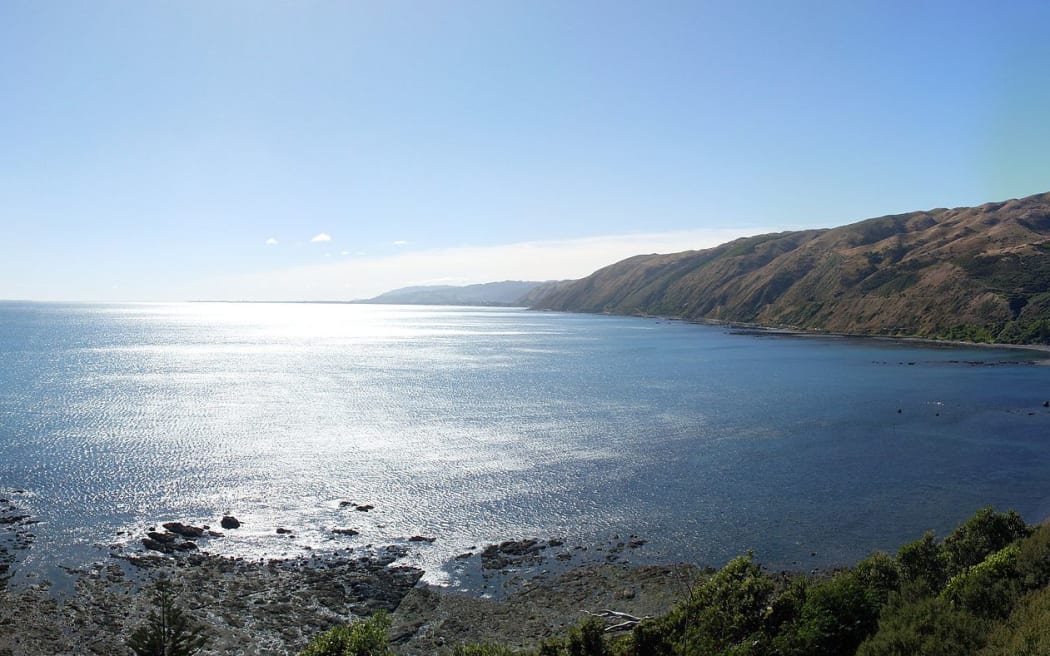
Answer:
2 301 1050 588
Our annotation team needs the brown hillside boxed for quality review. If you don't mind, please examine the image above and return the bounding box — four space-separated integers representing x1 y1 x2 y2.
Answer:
531 191 1050 342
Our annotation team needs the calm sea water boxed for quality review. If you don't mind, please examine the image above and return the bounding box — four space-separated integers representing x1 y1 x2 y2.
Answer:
2 302 1050 587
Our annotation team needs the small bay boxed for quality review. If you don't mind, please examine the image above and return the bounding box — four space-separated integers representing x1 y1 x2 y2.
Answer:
2 301 1050 587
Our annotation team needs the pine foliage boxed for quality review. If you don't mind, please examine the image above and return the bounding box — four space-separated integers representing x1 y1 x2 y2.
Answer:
127 578 207 656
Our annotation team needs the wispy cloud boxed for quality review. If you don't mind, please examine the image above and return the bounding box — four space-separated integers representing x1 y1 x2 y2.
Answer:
195 227 774 301
392 240 409 246
311 233 332 243
265 237 278 246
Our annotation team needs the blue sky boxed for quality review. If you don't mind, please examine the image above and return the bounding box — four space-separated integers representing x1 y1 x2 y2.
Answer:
2 1 1050 301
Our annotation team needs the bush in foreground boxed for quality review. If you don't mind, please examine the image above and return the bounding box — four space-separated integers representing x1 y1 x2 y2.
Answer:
299 612 392 656
855 592 986 656
981 583 1050 655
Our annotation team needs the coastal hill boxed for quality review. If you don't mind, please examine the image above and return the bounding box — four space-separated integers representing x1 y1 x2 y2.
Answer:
358 280 562 306
530 191 1050 343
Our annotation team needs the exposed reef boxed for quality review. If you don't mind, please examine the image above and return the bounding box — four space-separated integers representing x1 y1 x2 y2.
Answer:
0 506 668 656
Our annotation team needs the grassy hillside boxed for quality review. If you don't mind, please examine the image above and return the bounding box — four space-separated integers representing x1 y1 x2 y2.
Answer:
531 191 1050 343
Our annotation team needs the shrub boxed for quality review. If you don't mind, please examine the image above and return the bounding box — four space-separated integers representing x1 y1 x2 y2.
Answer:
538 641 563 656
764 577 808 635
856 593 986 656
1015 525 1050 591
896 531 947 592
568 616 607 656
783 570 885 656
853 552 901 603
127 578 208 656
942 508 1029 577
671 553 775 655
299 612 392 656
980 584 1050 655
534 617 610 656
628 618 676 656
941 544 1021 619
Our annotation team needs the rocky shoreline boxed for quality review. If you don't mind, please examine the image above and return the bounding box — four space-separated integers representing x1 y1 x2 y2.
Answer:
0 491 35 588
389 562 698 655
0 503 692 656
0 547 423 655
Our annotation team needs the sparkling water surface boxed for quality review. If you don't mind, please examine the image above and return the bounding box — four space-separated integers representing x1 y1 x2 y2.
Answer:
2 302 1050 587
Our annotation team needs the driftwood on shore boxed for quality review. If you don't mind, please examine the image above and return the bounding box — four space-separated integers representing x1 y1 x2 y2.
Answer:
583 608 654 632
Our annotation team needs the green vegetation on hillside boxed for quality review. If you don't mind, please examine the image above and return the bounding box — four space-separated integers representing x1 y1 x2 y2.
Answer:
931 319 1050 344
300 507 1050 656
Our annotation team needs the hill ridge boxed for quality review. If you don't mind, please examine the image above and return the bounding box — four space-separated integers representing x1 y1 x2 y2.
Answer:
359 280 564 306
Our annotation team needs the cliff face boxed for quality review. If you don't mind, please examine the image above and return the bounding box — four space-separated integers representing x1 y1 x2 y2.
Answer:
531 192 1050 341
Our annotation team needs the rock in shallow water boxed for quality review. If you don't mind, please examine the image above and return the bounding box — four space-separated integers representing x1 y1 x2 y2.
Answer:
141 537 174 554
162 522 205 538
480 538 550 570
